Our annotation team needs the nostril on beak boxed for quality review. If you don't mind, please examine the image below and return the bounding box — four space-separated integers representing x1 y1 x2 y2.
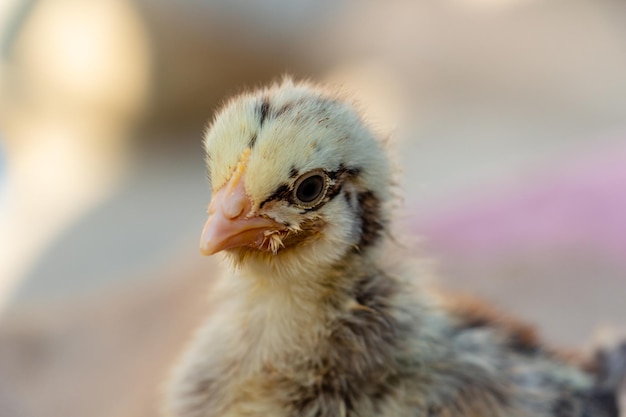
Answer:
223 192 246 219
209 157 252 221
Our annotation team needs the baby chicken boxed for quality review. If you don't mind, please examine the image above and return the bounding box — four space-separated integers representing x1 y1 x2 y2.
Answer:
165 78 625 417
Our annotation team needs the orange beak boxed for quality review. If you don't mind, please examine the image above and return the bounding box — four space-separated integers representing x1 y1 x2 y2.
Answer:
199 172 283 256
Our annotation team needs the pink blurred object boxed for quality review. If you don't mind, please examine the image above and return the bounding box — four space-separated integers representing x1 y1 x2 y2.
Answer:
417 141 626 262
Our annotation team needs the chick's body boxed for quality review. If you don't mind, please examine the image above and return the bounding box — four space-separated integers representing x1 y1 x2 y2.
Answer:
166 79 624 417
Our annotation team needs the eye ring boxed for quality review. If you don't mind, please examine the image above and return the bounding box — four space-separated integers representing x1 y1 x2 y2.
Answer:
293 169 329 208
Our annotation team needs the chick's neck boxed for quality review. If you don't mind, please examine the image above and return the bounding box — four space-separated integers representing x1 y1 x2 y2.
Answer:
231 248 390 351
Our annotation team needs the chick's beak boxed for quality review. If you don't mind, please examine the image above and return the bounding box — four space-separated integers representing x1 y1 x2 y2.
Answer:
200 174 282 255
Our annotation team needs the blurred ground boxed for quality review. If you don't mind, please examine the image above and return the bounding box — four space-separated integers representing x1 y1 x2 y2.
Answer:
0 1 625 416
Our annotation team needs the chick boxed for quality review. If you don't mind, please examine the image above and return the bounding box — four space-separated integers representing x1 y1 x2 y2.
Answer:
165 78 625 417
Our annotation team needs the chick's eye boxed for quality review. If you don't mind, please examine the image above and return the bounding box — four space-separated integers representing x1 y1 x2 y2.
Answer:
294 170 327 207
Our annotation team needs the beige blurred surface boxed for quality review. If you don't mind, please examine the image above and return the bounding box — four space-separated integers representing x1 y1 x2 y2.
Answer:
0 254 215 417
0 0 625 416
0 0 151 310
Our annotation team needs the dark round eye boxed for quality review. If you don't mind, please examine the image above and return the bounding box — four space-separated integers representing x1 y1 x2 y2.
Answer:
293 170 328 208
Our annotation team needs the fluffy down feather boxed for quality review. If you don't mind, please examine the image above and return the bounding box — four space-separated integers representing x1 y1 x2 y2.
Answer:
165 78 625 417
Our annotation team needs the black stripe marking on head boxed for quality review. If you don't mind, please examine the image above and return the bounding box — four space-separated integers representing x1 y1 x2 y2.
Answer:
274 102 294 119
259 184 291 209
355 191 385 250
248 133 258 149
258 97 270 127
274 98 313 120
343 190 354 211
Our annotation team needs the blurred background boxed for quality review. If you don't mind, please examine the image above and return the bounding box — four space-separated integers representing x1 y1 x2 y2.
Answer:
0 0 625 416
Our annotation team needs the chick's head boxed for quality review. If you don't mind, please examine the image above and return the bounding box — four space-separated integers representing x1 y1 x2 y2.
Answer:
201 79 392 275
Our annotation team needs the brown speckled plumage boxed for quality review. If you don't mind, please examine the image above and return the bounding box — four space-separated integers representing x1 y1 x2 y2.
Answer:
165 78 625 417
